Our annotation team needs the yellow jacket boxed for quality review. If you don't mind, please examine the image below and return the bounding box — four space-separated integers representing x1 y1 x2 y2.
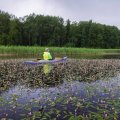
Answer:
43 52 52 60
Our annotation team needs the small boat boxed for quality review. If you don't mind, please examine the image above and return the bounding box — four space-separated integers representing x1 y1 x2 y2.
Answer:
24 57 67 65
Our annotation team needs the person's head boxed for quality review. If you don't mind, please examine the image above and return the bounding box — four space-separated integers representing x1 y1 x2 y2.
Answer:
45 48 49 52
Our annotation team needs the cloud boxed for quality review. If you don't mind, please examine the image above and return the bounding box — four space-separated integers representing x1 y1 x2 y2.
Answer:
0 0 120 28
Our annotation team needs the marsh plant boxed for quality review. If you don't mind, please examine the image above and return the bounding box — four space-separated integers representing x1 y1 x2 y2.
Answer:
1 59 120 87
0 59 120 119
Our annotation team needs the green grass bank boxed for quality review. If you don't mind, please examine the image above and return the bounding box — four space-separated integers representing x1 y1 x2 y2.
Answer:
0 46 120 55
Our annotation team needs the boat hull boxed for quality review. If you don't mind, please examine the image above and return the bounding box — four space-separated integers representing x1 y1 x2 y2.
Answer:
24 57 67 65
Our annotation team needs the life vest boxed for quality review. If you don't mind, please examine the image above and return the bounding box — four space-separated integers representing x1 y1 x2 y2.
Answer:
43 52 52 60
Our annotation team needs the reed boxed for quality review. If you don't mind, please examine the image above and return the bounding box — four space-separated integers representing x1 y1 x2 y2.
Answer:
0 46 120 55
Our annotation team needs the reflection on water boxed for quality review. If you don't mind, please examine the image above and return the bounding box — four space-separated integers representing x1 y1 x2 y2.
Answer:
69 53 120 59
43 64 53 74
1 75 120 119
0 53 39 59
1 59 120 119
1 53 120 59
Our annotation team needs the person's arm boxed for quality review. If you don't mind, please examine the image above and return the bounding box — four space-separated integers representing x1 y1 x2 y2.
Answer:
48 52 52 60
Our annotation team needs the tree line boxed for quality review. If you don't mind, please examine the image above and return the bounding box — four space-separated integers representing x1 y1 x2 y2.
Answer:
0 10 120 48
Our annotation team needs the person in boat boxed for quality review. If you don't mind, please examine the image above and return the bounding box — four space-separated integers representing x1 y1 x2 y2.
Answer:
43 48 54 60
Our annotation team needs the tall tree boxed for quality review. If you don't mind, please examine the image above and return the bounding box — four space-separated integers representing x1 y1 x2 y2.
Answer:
65 19 71 46
0 10 10 45
9 18 22 45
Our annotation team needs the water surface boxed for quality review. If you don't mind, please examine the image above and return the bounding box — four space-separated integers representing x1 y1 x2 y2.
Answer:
1 58 120 119
1 75 120 119
1 53 120 59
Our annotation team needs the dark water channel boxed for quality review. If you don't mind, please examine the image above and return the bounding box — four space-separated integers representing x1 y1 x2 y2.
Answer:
1 54 120 119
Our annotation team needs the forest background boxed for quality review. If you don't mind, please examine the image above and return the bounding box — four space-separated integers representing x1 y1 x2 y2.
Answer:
0 10 120 49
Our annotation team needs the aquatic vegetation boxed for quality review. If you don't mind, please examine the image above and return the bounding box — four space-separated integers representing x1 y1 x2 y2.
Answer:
0 59 120 119
0 59 120 89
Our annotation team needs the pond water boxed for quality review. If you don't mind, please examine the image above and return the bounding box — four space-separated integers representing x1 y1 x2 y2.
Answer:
0 57 120 119
1 75 120 119
1 53 120 59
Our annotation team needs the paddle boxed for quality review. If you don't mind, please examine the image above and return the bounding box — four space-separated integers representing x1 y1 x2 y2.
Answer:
32 58 41 62
37 58 41 60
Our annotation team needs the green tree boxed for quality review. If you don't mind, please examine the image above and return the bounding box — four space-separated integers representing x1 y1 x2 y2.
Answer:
0 10 10 45
9 18 22 45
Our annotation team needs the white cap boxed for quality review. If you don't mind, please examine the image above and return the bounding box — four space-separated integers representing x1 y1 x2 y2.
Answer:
45 48 49 51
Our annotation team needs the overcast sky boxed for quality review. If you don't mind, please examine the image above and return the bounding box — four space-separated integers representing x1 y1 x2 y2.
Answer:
0 0 120 28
